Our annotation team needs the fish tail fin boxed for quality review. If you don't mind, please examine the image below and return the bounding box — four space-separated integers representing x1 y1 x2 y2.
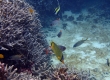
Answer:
86 37 88 40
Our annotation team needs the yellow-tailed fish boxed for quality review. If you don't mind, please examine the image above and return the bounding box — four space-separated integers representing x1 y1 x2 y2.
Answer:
50 41 64 64
0 54 4 59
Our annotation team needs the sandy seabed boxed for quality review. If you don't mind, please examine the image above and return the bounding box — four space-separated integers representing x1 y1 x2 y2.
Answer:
44 10 110 80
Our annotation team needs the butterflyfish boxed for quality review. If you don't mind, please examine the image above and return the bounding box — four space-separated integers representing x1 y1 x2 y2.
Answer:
55 0 60 15
50 41 64 64
55 6 60 15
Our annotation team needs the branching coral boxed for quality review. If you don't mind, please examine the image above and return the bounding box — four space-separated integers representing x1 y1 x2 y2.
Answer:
50 64 97 80
0 0 51 75
0 61 40 80
0 61 98 80
0 0 42 51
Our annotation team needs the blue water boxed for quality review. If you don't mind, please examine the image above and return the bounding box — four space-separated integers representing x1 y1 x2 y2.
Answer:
25 0 110 28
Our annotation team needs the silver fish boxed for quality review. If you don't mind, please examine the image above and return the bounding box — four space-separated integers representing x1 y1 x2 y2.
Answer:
73 38 88 47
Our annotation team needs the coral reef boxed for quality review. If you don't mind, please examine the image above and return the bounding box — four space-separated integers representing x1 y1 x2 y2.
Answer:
0 0 31 53
0 0 51 75
0 61 39 80
0 61 97 80
51 64 97 80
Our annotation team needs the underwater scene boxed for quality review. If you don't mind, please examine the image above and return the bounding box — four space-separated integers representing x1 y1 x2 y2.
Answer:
0 0 110 80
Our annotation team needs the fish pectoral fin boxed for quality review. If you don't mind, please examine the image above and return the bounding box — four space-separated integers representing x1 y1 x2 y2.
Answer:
58 56 60 60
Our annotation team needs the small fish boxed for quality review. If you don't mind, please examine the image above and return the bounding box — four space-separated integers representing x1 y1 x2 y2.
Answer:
57 30 62 38
29 8 34 14
55 6 60 15
106 58 110 66
50 41 64 64
8 54 24 60
73 38 88 47
55 0 60 15
0 54 4 59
